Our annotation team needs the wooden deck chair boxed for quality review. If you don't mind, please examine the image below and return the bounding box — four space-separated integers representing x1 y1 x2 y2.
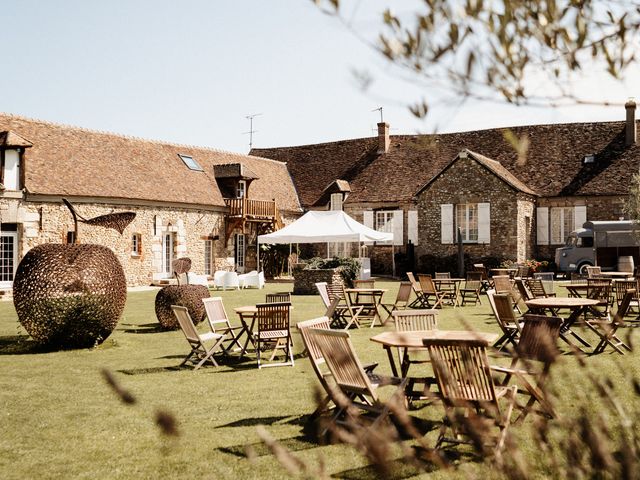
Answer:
297 317 379 418
171 305 226 370
494 314 562 422
526 278 556 299
310 328 407 433
256 302 294 368
392 309 439 403
418 274 446 309
407 272 428 308
460 272 483 306
202 297 243 353
487 291 522 351
586 289 634 354
422 338 518 458
265 292 292 303
586 278 613 319
379 281 413 323
493 275 523 313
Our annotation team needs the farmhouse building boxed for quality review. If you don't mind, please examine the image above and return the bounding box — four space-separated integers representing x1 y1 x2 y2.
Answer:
252 102 640 274
0 114 301 287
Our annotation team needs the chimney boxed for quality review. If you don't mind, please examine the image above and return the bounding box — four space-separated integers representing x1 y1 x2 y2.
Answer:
377 122 390 153
625 98 637 146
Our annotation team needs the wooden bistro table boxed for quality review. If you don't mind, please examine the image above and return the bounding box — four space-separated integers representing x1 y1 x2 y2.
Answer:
433 278 464 306
233 305 293 355
344 288 387 327
370 330 499 378
525 297 600 350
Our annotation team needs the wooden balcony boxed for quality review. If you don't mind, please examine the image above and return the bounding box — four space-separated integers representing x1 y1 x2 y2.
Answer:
224 198 283 241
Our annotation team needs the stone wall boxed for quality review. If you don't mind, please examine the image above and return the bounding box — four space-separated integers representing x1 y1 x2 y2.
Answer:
416 156 536 263
3 198 227 286
293 268 343 295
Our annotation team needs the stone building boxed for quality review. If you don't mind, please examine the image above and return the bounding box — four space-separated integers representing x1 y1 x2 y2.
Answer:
0 113 301 287
252 102 640 274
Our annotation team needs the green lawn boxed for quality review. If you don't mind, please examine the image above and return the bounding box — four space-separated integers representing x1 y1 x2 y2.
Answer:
1 281 639 479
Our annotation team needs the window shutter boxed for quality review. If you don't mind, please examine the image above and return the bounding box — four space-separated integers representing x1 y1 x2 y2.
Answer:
574 205 586 230
408 210 419 246
392 210 403 246
477 202 491 243
536 207 549 245
363 211 374 245
441 204 453 244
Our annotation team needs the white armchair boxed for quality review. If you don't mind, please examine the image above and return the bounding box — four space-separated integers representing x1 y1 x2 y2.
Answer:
187 272 210 287
212 271 226 290
220 271 240 290
238 270 265 289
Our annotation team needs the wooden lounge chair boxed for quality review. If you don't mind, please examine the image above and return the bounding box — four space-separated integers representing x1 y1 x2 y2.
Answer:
418 274 446 309
296 317 378 419
585 289 634 354
256 302 294 368
494 314 562 422
202 297 244 354
460 272 483 306
422 338 518 458
486 290 522 351
310 328 407 433
379 281 413 323
171 305 226 369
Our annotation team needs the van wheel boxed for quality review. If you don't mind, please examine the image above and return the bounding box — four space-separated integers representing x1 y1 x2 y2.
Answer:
578 263 593 275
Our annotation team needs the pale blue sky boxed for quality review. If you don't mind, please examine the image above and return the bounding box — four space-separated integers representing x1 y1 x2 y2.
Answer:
2 1 638 154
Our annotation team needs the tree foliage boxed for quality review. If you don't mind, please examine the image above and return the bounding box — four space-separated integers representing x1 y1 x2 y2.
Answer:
314 0 640 117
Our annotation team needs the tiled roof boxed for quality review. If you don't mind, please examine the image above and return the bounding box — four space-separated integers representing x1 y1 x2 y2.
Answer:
252 120 640 206
0 113 301 212
0 130 33 148
313 179 352 207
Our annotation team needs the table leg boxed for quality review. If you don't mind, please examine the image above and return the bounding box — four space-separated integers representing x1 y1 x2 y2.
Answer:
239 314 257 355
384 345 399 377
561 307 591 348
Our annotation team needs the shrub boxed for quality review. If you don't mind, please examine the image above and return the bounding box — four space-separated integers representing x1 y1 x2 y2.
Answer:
306 257 361 287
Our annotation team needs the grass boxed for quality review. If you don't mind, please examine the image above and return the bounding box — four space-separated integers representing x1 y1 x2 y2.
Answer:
1 280 640 479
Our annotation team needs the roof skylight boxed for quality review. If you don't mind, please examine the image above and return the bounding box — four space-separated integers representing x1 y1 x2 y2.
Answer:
178 154 204 171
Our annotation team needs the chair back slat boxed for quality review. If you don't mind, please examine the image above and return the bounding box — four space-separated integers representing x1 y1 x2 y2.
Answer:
435 272 451 279
355 279 375 289
256 302 291 333
266 292 292 303
526 278 550 298
465 271 482 289
517 314 561 363
296 316 331 365
202 297 230 332
493 275 512 295
310 328 374 395
492 293 519 329
315 282 331 308
423 339 496 403
418 274 437 294
171 305 199 343
326 283 345 302
395 281 413 305
393 309 438 331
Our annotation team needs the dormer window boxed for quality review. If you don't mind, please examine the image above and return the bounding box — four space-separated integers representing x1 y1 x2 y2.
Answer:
236 180 246 199
178 154 204 171
330 193 343 211
583 154 595 165
1 149 20 190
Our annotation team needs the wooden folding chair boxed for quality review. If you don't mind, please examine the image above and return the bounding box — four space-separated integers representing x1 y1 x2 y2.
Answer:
171 305 226 370
379 281 413 323
586 265 602 278
202 297 244 354
586 289 634 354
266 292 292 303
422 338 518 458
460 272 482 306
494 314 562 422
418 274 446 309
256 302 294 368
526 278 555 299
407 272 428 308
493 275 522 313
297 317 379 419
355 279 375 288
329 283 362 329
586 278 613 319
486 290 522 351
613 279 639 311
310 328 407 433
473 264 492 292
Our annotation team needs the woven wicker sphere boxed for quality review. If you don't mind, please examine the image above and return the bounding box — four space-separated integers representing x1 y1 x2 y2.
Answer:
13 243 127 349
155 285 210 330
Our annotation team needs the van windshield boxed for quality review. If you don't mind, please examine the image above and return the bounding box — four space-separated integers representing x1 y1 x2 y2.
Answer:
565 236 577 247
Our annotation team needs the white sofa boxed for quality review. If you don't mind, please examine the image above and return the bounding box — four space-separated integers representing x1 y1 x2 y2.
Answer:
238 270 265 289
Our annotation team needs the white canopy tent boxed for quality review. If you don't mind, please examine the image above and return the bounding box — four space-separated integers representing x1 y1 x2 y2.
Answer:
257 210 394 275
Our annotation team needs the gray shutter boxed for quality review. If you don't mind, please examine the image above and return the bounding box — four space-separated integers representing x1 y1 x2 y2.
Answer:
408 210 419 246
392 210 403 246
536 207 549 245
441 204 453 244
477 203 490 243
363 211 374 246
574 205 586 230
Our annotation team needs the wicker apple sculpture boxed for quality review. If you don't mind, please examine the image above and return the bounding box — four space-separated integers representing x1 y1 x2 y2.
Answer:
13 200 135 349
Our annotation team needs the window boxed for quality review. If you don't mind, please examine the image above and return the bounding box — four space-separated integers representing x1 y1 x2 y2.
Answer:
1 149 20 190
550 207 574 245
131 233 142 256
328 242 349 258
330 193 343 211
204 239 213 275
456 203 478 242
236 180 246 199
162 233 174 276
178 154 204 171
65 231 76 244
375 211 394 233
234 233 245 272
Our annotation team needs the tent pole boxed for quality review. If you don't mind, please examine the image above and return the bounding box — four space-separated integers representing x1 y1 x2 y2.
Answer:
257 240 260 272
288 243 292 277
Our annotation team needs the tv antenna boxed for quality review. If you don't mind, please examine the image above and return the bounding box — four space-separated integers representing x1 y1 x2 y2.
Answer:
372 106 384 123
244 113 262 149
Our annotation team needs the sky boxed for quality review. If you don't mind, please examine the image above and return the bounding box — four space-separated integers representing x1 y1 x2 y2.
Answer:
2 0 639 154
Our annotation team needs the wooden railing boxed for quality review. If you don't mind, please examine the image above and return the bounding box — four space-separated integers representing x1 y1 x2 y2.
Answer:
224 198 277 219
